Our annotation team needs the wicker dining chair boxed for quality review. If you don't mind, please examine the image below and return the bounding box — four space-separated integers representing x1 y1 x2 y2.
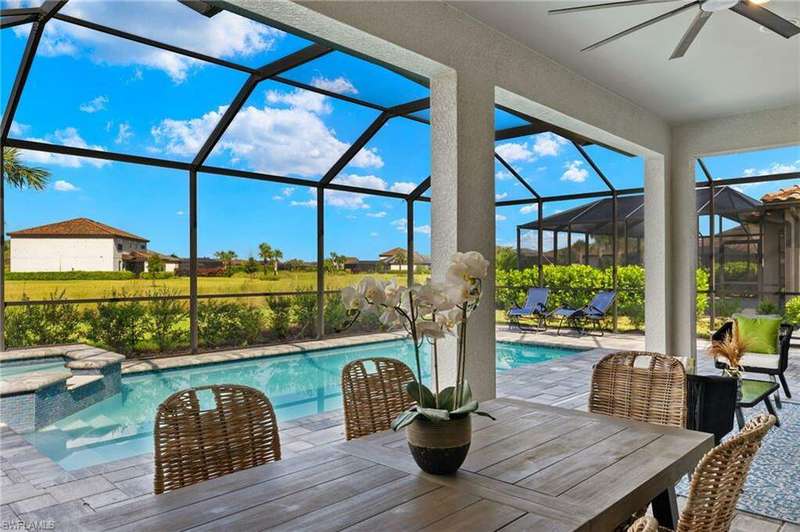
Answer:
154 384 281 494
627 516 659 532
589 351 687 428
342 357 416 440
671 413 775 532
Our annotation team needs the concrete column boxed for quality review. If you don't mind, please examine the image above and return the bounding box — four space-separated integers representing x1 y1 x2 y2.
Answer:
644 156 669 354
670 156 698 368
430 69 496 401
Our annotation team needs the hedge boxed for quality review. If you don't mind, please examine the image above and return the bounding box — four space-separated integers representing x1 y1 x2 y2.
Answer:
6 271 136 281
497 264 710 324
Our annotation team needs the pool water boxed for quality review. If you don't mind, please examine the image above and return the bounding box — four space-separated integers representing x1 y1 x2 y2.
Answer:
24 340 581 470
0 358 67 380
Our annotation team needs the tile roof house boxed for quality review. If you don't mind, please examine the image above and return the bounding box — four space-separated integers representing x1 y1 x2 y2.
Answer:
7 218 176 273
762 185 800 203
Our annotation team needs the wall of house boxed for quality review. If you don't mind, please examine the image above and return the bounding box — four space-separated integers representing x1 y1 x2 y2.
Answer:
112 238 148 271
10 238 115 272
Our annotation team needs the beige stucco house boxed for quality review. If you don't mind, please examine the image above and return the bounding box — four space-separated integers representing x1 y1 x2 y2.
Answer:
7 218 178 273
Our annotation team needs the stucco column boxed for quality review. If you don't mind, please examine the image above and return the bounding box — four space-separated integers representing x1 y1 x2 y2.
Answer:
670 156 699 368
430 69 496 401
644 156 669 354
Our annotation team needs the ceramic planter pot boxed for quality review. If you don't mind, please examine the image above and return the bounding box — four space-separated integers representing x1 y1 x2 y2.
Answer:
406 415 471 475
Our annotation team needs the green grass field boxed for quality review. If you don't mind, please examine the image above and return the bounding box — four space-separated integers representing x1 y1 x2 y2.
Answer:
5 271 424 301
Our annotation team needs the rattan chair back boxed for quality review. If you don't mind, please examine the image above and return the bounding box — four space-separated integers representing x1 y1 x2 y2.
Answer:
342 357 416 440
677 414 775 532
589 351 687 427
154 384 281 494
627 516 659 532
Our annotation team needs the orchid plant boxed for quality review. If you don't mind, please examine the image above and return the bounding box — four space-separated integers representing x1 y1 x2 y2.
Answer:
341 251 495 430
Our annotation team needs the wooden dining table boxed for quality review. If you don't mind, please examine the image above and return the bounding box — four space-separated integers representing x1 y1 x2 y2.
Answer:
78 398 713 531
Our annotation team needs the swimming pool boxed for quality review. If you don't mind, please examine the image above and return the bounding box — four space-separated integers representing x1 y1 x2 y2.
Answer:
24 340 581 470
0 358 67 380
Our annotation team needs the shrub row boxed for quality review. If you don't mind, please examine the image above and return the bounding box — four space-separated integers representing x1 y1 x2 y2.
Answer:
4 288 387 355
496 264 710 329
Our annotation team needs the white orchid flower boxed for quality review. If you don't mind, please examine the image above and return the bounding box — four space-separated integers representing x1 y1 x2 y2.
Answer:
415 279 454 313
382 280 403 307
358 277 385 305
436 307 463 333
416 319 447 340
341 286 365 312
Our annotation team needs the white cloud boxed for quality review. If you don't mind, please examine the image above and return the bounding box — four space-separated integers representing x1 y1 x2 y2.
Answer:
18 2 285 82
391 218 407 231
115 122 133 144
79 95 108 113
370 232 379 237
20 127 110 168
495 170 512 181
391 218 430 235
311 76 358 95
152 91 384 177
561 160 588 183
520 204 538 215
367 211 387 218
266 89 330 114
53 180 79 192
176 210 185 216
495 214 507 221
273 186 296 200
496 192 508 200
9 121 29 137
532 132 568 157
496 142 533 163
742 160 800 177
334 174 387 190
390 182 416 194
291 175 385 210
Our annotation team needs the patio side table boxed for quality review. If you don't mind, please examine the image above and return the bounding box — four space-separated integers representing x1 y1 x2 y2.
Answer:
736 379 780 429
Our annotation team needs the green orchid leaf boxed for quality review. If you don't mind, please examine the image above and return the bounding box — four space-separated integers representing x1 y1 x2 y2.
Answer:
451 400 478 415
416 407 451 422
459 380 473 405
391 410 419 431
406 382 436 408
437 386 456 411
474 410 496 420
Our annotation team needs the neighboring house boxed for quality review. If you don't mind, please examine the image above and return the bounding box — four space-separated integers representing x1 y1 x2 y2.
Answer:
120 250 180 275
379 248 431 272
7 217 177 273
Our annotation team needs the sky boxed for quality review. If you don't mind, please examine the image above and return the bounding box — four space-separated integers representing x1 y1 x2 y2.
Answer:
2 0 799 261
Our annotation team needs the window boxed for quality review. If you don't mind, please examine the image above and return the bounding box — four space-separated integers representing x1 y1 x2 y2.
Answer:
117 243 123 252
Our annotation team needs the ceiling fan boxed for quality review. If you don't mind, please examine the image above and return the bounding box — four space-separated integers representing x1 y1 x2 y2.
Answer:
549 0 800 59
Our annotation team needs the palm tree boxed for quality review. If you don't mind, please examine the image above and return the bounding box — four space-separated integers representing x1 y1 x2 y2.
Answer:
3 147 50 190
271 248 283 276
258 243 273 275
214 250 237 273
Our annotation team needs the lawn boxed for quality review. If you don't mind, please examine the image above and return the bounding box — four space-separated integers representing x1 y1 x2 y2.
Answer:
5 271 424 302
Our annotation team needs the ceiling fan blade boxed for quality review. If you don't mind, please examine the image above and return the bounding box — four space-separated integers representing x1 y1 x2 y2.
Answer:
549 0 677 15
730 1 800 38
670 9 712 59
581 1 700 52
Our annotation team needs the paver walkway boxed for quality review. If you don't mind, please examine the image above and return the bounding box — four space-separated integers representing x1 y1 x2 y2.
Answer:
1 328 797 531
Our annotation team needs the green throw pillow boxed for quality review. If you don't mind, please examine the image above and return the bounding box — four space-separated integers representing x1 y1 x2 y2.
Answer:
734 314 781 355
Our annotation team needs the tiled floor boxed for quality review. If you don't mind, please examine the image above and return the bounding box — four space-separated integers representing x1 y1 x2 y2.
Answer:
1 328 797 531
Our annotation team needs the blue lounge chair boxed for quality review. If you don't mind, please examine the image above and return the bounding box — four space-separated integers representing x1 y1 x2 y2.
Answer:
507 288 549 331
551 290 616 336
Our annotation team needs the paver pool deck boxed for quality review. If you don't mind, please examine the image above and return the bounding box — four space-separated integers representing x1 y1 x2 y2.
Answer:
1 328 798 531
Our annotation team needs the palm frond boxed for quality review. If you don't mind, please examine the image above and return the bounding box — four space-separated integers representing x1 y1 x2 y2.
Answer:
2 147 50 190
